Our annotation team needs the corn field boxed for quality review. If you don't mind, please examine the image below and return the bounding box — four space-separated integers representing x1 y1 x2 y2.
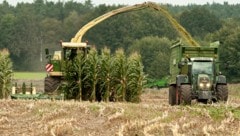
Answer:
0 49 13 99
62 47 146 102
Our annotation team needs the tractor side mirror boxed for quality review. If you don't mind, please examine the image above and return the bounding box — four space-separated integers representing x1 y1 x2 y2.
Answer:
45 48 51 60
45 48 49 55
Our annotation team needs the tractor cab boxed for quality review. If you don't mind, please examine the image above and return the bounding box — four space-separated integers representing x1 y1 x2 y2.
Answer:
62 43 90 61
45 42 90 75
44 42 91 93
191 58 214 76
190 57 215 99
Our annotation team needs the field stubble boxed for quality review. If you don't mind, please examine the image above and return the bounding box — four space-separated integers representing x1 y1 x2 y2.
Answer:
0 84 240 136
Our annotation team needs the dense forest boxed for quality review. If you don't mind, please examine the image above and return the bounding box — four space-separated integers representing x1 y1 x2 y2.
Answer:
0 0 240 82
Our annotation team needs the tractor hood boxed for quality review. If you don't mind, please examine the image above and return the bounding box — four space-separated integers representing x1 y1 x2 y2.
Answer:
197 74 212 91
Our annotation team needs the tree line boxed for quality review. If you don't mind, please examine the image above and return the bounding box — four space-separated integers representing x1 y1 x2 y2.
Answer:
0 0 240 82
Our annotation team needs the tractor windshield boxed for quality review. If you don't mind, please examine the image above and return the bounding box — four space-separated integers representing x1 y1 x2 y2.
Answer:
192 62 213 75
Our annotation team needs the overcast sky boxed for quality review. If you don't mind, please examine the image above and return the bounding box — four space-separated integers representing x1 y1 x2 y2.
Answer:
0 0 239 6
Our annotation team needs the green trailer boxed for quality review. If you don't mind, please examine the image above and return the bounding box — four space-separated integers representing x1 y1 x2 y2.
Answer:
169 41 228 105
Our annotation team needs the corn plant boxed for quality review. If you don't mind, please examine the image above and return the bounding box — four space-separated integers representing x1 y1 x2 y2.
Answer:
126 52 146 102
112 48 128 101
73 51 86 101
83 48 100 102
0 49 13 99
62 47 146 102
62 59 78 99
62 49 90 100
98 47 113 102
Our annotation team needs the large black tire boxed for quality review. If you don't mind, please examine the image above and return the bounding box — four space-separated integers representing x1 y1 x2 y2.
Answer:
180 85 192 105
44 77 61 93
216 85 228 102
169 85 177 106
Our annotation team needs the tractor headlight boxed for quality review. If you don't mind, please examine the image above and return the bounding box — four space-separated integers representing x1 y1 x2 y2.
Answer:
198 82 211 90
198 75 211 90
206 83 211 88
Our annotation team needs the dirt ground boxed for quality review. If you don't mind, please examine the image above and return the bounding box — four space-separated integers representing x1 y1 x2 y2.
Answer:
1 83 240 136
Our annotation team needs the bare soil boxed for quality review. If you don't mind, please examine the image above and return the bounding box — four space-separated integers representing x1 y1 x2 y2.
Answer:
1 84 240 136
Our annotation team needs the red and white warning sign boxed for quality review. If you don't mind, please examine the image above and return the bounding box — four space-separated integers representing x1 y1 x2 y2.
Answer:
45 64 53 72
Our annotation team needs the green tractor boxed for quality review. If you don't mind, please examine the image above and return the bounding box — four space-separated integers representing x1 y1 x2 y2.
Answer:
44 42 90 93
169 42 228 105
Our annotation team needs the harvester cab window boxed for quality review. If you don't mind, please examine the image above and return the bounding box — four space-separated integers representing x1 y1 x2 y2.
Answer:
64 48 77 60
69 49 77 60
192 62 213 75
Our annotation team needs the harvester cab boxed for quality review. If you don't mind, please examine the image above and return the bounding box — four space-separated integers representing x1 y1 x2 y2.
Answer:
169 41 228 105
44 42 90 93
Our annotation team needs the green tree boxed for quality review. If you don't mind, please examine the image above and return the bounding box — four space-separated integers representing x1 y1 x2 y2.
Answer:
0 1 14 17
84 6 177 51
128 36 171 79
39 17 63 64
207 19 240 82
179 7 222 39
0 14 16 49
40 18 63 43
12 4 42 71
63 11 82 41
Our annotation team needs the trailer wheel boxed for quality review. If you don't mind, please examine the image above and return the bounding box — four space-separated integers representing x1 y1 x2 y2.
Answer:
180 85 192 105
44 77 61 93
216 85 228 102
169 85 176 106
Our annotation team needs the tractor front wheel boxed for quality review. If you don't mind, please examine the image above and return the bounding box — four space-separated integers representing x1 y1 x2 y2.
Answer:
180 85 192 105
216 84 228 102
44 77 61 93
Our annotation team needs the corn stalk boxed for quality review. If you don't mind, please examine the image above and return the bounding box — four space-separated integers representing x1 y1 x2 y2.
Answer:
62 59 79 99
126 52 146 102
73 51 86 101
99 47 113 102
62 47 145 102
0 49 13 99
83 48 100 102
112 48 128 101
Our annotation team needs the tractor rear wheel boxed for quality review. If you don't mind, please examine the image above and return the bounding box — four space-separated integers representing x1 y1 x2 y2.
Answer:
180 85 192 105
44 77 61 93
216 84 228 102
169 85 176 106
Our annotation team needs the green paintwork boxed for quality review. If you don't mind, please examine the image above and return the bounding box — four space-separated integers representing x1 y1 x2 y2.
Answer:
51 60 61 72
146 77 168 89
169 42 219 85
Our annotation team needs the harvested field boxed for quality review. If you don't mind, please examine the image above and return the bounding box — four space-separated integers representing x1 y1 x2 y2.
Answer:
1 84 240 136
